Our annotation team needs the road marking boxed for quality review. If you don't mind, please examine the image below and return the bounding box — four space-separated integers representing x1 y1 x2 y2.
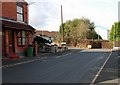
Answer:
90 51 112 84
81 49 112 53
1 52 72 68
56 53 72 58
1 57 47 68
43 60 47 61
62 53 72 57
56 56 62 58
41 57 47 59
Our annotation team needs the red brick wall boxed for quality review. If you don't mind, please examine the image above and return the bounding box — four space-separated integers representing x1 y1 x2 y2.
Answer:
23 2 28 23
35 30 59 39
1 2 28 23
1 2 17 20
5 30 9 55
0 2 2 16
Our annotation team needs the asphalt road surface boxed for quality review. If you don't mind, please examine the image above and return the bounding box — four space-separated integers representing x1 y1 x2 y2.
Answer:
2 49 115 84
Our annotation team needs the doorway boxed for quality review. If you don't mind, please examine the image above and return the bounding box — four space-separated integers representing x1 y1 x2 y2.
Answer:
2 29 5 57
8 30 15 53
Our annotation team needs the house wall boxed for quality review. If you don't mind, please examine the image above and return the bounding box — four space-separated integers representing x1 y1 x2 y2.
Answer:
2 29 9 57
23 2 28 23
1 2 17 20
1 1 35 57
0 31 2 57
3 28 33 57
1 2 28 23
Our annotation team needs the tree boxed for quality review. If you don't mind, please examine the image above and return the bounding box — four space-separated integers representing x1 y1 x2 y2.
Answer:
109 22 120 41
59 17 102 46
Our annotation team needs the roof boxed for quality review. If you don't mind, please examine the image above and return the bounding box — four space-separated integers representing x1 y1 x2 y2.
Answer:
35 30 59 38
1 20 35 31
34 36 52 44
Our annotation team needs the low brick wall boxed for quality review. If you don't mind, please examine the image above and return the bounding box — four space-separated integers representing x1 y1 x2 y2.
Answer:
69 40 113 49
101 41 113 49
114 41 120 47
76 40 90 48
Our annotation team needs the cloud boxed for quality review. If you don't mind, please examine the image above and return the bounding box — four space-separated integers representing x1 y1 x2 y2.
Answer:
26 0 119 39
27 1 60 30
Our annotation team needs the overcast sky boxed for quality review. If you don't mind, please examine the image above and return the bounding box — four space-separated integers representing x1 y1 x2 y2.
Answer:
25 0 119 40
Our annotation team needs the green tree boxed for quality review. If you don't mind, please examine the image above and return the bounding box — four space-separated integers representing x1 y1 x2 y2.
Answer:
109 22 120 41
59 17 102 46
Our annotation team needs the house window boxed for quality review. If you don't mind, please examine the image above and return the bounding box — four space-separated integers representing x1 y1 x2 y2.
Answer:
17 6 23 13
17 5 23 22
17 31 26 46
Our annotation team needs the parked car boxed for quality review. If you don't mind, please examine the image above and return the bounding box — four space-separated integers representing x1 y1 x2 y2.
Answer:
44 43 51 52
51 44 58 53
61 42 68 50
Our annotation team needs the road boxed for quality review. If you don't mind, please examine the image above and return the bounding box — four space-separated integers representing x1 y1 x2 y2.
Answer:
2 48 116 84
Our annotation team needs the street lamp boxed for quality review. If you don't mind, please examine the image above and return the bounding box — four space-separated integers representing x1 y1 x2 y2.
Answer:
95 25 109 40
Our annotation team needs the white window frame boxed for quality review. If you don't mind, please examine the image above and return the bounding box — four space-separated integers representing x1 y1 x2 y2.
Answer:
17 5 23 22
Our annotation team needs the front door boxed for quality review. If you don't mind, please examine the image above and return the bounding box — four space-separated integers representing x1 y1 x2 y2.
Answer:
8 30 15 53
2 29 5 57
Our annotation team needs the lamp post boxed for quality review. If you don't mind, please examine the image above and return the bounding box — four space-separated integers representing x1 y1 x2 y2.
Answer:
95 25 109 40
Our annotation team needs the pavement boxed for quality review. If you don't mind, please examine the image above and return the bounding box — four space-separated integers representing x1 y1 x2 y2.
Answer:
94 49 120 84
2 49 73 66
2 53 50 66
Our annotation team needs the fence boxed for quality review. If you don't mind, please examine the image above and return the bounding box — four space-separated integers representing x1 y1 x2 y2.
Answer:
114 41 120 47
68 39 113 49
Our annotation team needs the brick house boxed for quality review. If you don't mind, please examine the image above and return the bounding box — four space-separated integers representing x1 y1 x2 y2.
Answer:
1 0 35 58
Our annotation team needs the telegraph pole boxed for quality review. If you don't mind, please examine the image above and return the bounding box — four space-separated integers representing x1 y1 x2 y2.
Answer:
61 5 64 42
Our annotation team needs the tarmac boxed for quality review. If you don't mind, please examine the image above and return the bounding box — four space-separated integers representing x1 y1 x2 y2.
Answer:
95 49 120 84
1 48 120 84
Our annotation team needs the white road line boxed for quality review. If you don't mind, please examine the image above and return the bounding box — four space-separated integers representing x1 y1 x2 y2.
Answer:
43 60 47 61
56 53 72 58
0 57 47 68
41 57 47 60
90 51 112 84
81 49 112 53
56 56 62 58
63 53 72 57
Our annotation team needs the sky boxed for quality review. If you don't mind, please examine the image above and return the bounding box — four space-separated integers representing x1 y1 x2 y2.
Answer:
25 0 119 40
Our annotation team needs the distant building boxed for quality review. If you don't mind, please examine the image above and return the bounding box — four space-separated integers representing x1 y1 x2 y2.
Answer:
1 0 35 57
35 30 59 40
35 30 60 45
